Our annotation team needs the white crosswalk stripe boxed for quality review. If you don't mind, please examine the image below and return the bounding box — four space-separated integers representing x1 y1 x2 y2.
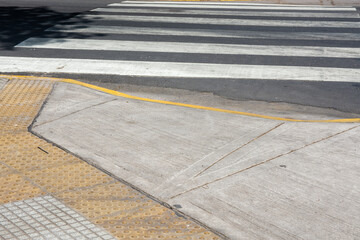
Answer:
2 1 360 82
109 2 357 11
61 14 360 28
90 8 359 18
18 38 360 59
47 25 360 41
1 56 358 82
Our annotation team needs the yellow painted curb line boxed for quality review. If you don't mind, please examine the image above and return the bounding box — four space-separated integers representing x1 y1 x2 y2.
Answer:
1 74 360 123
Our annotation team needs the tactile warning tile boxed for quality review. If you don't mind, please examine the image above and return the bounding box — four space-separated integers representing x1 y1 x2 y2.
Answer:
24 162 114 193
0 162 12 176
0 174 43 205
0 132 80 172
0 77 220 239
0 195 116 240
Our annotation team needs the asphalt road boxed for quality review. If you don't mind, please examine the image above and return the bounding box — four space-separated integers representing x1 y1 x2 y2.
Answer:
0 0 119 49
0 0 359 114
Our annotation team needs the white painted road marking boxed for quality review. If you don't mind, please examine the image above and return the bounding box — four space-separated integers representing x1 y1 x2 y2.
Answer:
109 3 357 11
18 38 360 59
91 8 360 18
47 25 360 41
71 14 360 28
2 1 359 83
120 1 344 7
1 56 359 82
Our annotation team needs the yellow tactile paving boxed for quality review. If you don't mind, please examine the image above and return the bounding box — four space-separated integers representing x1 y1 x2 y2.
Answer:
0 76 221 239
0 173 44 204
0 163 12 176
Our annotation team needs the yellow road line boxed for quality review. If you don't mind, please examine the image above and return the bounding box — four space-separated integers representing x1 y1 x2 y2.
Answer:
1 74 359 123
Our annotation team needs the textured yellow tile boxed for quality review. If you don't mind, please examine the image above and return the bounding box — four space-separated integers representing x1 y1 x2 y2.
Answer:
0 163 13 177
0 150 80 173
57 182 149 219
0 80 52 125
57 183 220 239
95 212 220 240
24 162 114 193
0 173 44 204
57 183 218 239
0 138 80 172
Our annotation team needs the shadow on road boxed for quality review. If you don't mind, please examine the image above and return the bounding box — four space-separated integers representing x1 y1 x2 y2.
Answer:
0 6 104 50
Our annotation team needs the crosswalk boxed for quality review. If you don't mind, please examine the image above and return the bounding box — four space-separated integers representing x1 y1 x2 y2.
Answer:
1 1 360 82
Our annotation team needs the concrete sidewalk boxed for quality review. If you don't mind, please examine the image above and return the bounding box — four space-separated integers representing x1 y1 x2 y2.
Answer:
0 76 221 240
25 77 360 239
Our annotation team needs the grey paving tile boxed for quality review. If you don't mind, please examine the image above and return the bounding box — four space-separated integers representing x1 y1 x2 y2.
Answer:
0 195 116 240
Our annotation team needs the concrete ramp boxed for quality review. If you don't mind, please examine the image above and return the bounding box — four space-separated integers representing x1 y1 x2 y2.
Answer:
32 81 360 239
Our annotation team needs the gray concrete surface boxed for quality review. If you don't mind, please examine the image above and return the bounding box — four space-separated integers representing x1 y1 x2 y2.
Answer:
0 78 7 90
32 82 360 239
